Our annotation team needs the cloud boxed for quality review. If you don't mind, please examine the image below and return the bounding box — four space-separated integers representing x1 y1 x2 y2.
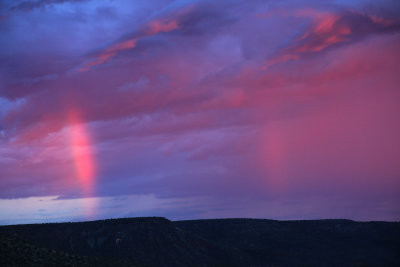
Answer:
263 7 400 68
9 0 87 12
78 18 180 71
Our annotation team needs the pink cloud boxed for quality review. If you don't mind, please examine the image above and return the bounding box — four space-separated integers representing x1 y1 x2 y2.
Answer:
79 19 179 71
263 8 400 68
78 39 138 72
147 20 179 34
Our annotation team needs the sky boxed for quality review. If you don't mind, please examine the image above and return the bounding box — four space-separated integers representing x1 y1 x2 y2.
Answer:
0 0 399 225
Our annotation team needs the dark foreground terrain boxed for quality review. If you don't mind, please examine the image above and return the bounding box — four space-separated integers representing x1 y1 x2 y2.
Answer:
0 217 399 266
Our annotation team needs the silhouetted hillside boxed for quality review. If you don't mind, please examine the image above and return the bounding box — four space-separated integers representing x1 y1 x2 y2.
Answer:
176 219 400 266
0 217 399 266
0 233 131 266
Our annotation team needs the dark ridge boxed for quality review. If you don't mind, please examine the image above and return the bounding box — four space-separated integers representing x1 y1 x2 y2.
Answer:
0 217 399 266
0 233 131 267
175 218 400 266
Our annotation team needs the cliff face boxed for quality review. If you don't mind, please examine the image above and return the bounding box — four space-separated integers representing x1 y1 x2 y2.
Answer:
1 217 399 266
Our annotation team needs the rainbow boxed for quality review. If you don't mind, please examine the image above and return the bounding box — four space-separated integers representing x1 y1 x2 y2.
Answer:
67 110 97 218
